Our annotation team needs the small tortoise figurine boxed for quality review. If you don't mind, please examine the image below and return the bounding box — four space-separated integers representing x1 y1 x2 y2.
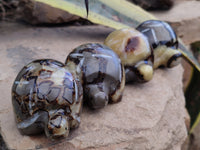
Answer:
104 20 182 82
136 20 182 69
12 59 83 138
65 43 125 109
104 28 154 83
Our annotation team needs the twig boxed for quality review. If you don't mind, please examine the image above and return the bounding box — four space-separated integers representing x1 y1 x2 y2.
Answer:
0 3 6 19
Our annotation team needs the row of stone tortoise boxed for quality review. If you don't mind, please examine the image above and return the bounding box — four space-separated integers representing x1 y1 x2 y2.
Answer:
12 20 182 138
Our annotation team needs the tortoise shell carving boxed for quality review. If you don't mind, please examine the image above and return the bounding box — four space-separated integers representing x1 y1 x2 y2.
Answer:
104 28 154 83
65 43 125 109
136 20 182 68
12 59 83 138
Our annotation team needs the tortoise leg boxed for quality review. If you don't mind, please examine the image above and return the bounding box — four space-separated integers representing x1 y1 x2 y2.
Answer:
125 61 153 83
17 111 48 135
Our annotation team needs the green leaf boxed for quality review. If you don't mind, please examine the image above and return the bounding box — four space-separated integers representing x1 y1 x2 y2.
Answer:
35 0 156 29
186 42 200 133
185 68 200 133
179 41 200 72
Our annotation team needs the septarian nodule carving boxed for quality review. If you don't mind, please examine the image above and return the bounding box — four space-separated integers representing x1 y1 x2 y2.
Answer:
12 59 83 138
104 28 154 83
65 43 125 109
137 20 182 69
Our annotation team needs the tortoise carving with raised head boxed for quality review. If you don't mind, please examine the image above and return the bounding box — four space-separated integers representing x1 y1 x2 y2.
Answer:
65 43 125 109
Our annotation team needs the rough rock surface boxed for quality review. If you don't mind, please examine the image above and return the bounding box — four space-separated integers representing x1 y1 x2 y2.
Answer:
17 0 80 24
0 22 188 149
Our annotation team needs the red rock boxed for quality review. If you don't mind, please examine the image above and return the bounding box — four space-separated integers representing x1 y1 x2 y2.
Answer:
0 23 187 149
18 0 80 24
